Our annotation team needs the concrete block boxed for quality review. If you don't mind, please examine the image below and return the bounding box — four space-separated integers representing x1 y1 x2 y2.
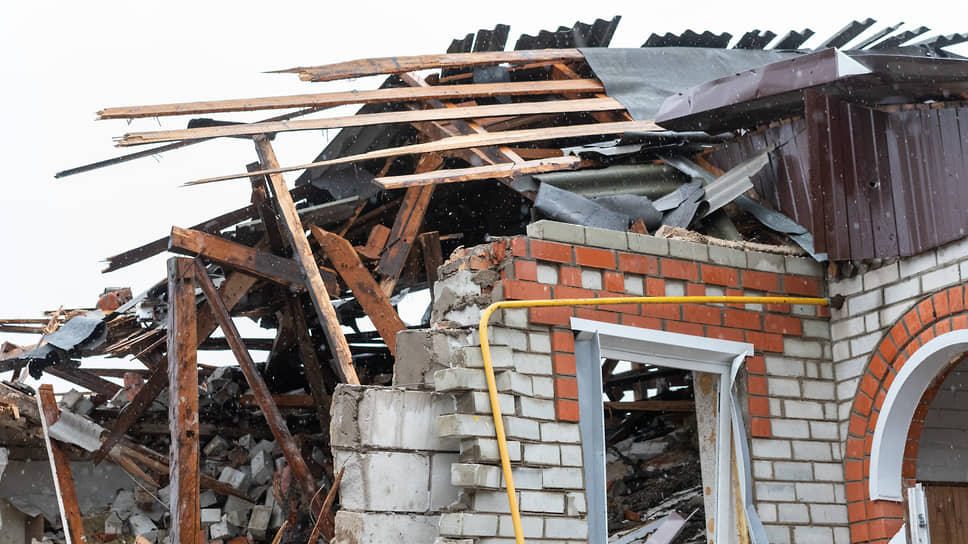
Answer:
512 352 553 375
200 490 218 508
460 438 521 463
795 482 835 503
201 508 221 528
519 490 565 513
900 250 938 276
247 506 271 540
849 331 881 357
528 332 551 353
542 467 583 489
793 526 833 543
566 492 587 515
783 399 824 420
516 397 556 420
330 385 363 449
802 319 830 339
435 368 488 392
783 337 824 359
452 463 502 489
250 450 273 486
751 439 791 459
778 503 809 523
210 518 235 541
884 276 919 305
536 264 558 285
708 245 747 268
457 391 514 415
223 496 255 527
864 312 880 333
810 504 848 524
628 233 669 256
456 345 514 370
339 451 431 512
764 356 804 377
531 376 555 399
470 327 529 351
802 380 835 400
128 513 157 538
773 461 813 480
560 445 582 466
624 275 644 295
585 226 629 250
526 220 585 244
752 460 773 479
758 502 777 523
764 524 792 544
439 512 500 537
755 481 795 502
771 420 810 439
495 371 532 396
439 414 495 439
667 238 709 262
471 490 515 513
497 515 544 538
218 467 248 491
503 467 544 490
785 256 823 277
359 388 459 451
863 263 899 290
544 517 588 539
767 377 800 397
503 416 540 441
335 511 440 544
923 263 961 291
847 290 883 315
499 308 529 329
523 444 560 465
105 512 123 535
540 422 581 443
580 269 602 290
746 251 785 272
791 441 832 461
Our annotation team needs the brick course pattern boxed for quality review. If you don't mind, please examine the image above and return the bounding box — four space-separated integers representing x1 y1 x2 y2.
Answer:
843 286 968 544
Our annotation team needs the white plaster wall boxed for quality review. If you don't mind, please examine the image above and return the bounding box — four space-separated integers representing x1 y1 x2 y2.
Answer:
917 358 968 482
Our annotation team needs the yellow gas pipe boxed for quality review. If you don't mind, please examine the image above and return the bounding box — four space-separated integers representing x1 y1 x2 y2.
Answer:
477 295 830 544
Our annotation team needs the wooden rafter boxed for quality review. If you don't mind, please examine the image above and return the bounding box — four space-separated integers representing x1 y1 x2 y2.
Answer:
374 156 587 189
275 49 586 82
36 385 85 544
168 226 304 287
187 120 661 186
117 97 625 146
97 79 605 119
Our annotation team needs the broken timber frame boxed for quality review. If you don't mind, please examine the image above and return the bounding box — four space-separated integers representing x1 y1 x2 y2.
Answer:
167 257 202 544
193 258 319 502
253 136 360 385
168 226 304 288
36 385 85 544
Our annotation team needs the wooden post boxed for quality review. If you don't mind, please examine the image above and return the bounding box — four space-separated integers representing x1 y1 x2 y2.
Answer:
192 259 319 502
253 136 359 385
167 257 201 544
36 385 85 544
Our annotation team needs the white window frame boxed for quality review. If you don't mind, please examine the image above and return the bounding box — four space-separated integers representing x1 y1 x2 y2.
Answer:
570 318 765 544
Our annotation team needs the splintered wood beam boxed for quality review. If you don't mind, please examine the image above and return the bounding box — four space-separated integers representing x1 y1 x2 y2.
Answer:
254 137 359 385
286 297 332 431
193 259 319 501
248 162 288 253
36 385 85 544
374 156 586 189
376 153 443 296
310 226 407 355
275 49 586 82
188 120 661 186
167 257 202 544
117 97 625 146
45 366 122 396
168 226 304 287
418 231 442 304
97 79 605 119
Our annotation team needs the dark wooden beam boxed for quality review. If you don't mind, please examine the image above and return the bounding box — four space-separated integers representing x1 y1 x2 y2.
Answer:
168 226 304 287
286 297 333 432
603 400 696 413
418 231 442 305
36 385 85 544
193 259 318 502
311 226 407 355
166 257 202 544
254 136 359 385
44 366 122 396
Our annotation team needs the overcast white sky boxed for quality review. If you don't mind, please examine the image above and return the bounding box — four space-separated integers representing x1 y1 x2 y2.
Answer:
1 0 966 390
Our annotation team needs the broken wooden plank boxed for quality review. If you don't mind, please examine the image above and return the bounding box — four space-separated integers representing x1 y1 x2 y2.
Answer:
375 156 586 189
193 259 319 501
602 400 696 412
45 366 122 396
36 385 86 544
168 226 304 287
118 97 625 146
239 393 315 408
286 297 333 431
310 226 407 355
275 49 586 82
376 153 442 296
166 257 202 544
97 79 605 119
247 162 288 253
254 137 359 385
418 231 442 302
187 120 662 186
355 224 390 260
95 270 260 464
